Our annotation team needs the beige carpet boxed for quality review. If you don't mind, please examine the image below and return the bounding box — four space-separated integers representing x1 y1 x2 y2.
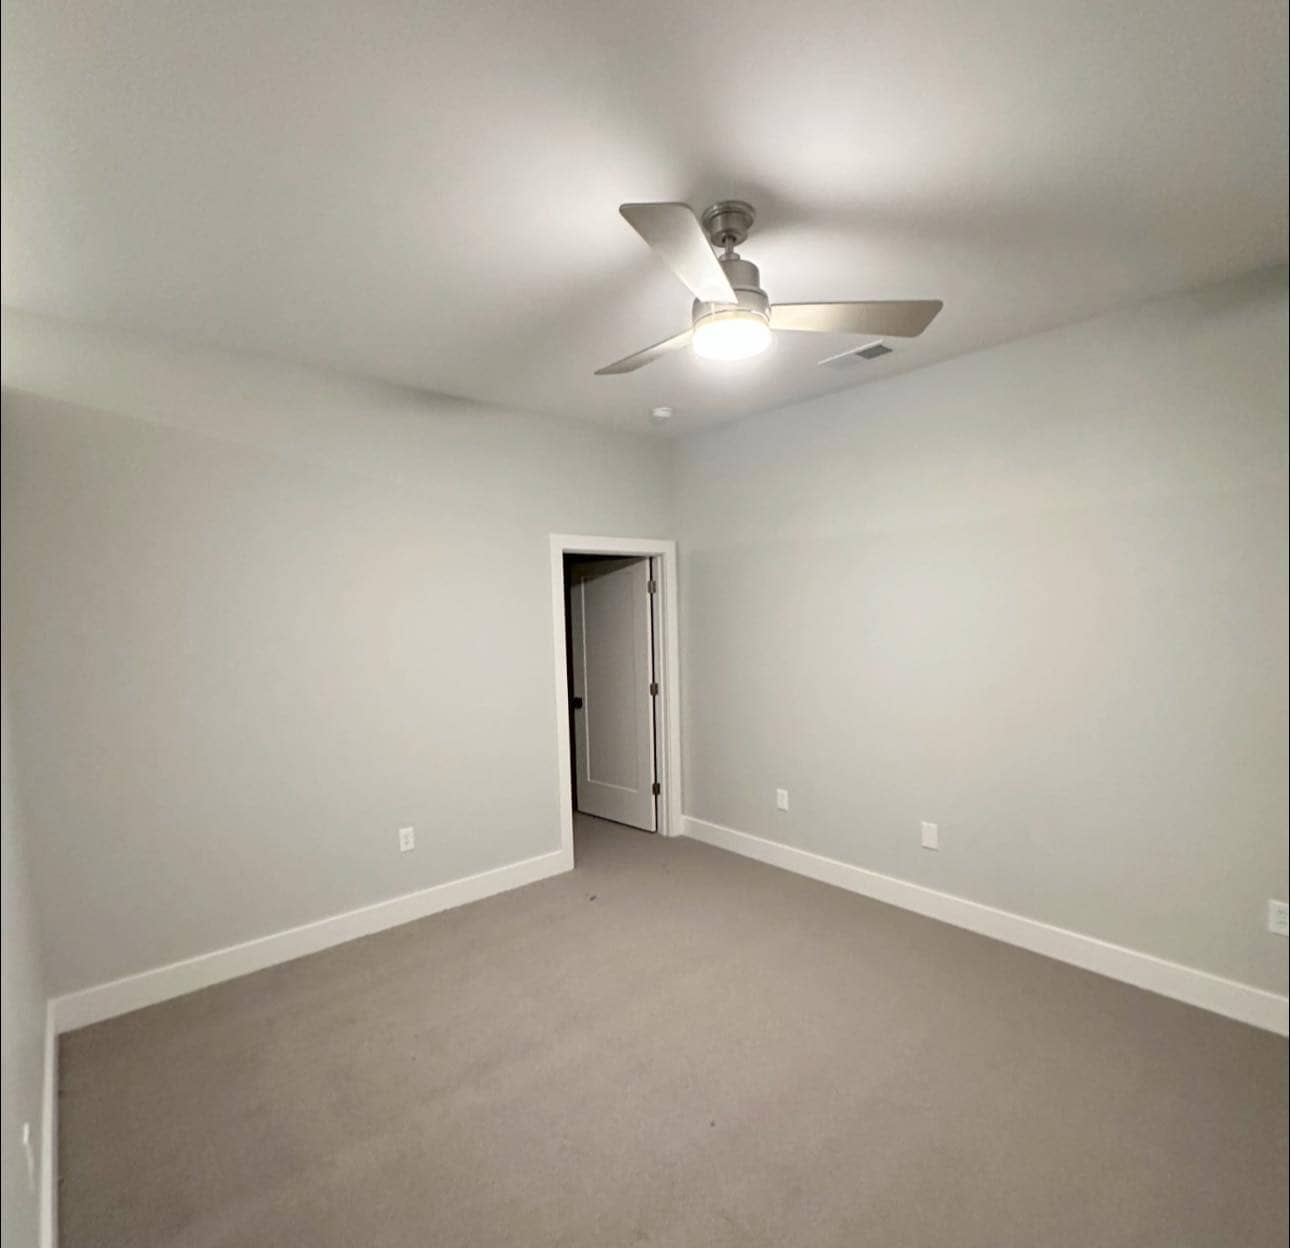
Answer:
59 816 1288 1247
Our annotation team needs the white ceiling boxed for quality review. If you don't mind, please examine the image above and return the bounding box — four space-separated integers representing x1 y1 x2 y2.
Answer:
2 1 1286 433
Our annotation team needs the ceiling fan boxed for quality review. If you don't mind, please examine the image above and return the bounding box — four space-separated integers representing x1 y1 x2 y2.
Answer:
596 200 942 375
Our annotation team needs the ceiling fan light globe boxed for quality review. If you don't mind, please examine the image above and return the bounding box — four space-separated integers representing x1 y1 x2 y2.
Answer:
691 309 772 362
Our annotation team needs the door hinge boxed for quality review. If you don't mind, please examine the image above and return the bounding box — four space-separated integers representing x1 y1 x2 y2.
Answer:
649 681 659 696
651 781 661 796
647 579 657 594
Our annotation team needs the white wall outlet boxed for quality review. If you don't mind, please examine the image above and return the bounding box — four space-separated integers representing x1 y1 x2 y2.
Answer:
920 821 939 850
398 826 416 853
775 788 790 812
1268 899 1289 937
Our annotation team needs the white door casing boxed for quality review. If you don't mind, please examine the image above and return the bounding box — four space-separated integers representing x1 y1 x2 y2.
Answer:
569 558 657 831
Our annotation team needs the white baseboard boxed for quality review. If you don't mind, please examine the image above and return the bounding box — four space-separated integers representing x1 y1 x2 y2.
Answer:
50 846 572 1035
40 1001 57 1248
683 816 1289 1037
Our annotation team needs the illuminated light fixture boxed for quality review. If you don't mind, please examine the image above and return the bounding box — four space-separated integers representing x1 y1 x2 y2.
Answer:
691 307 772 361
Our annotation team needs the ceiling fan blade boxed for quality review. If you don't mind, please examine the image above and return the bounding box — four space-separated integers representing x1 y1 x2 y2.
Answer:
770 300 943 338
619 203 736 305
595 327 693 376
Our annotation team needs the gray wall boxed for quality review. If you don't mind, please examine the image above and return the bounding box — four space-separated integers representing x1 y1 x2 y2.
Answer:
1 671 48 1248
1 314 671 994
673 267 1289 994
3 268 1287 1009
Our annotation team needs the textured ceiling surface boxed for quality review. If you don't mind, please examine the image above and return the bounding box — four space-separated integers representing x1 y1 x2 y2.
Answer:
3 0 1286 431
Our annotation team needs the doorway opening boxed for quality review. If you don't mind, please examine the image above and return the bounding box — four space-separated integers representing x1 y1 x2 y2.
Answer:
549 535 681 865
565 553 658 832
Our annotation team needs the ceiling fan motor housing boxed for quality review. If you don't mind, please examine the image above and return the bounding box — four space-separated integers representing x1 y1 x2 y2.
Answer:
692 253 770 326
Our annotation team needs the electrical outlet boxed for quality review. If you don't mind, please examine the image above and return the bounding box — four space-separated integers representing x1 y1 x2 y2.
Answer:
398 826 416 853
775 788 789 812
920 821 939 850
1268 899 1289 937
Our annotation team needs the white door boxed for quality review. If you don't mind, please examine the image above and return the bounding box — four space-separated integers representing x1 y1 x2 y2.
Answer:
570 558 657 831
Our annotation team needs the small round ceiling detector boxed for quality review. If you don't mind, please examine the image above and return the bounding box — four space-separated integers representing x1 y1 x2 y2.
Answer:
650 405 674 421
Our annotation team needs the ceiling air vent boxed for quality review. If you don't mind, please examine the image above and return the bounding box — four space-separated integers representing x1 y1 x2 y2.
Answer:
819 341 893 369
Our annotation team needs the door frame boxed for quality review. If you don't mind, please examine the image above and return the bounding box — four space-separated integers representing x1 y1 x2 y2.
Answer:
549 534 682 858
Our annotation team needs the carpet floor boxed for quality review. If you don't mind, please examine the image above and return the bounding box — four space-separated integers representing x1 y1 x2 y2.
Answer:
59 816 1288 1247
